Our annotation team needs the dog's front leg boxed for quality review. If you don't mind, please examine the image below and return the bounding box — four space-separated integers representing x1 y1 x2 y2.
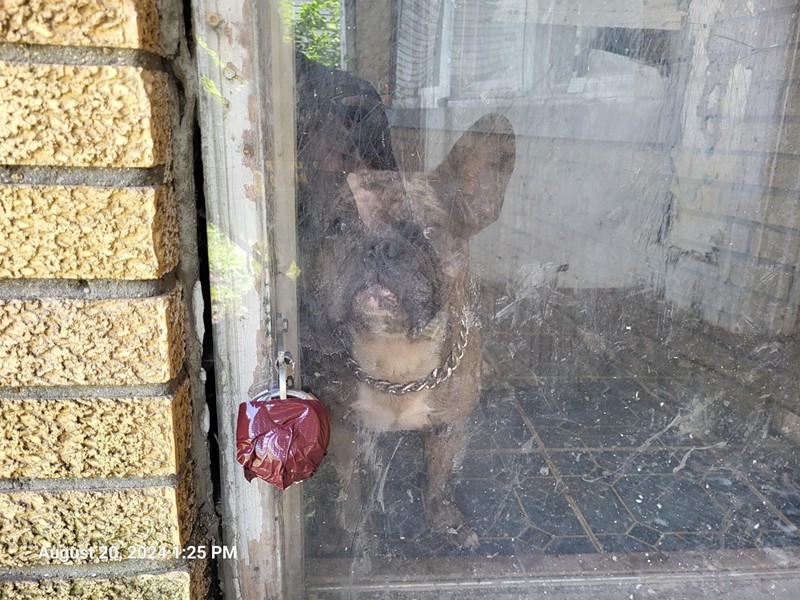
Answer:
424 420 479 550
328 413 365 538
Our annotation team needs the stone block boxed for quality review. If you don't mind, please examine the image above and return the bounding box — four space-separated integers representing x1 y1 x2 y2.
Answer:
750 226 800 265
0 62 171 168
0 0 161 53
0 382 191 478
0 572 190 600
0 184 178 280
0 487 181 566
0 288 184 386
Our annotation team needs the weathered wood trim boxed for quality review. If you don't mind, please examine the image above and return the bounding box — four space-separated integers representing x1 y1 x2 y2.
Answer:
192 0 302 597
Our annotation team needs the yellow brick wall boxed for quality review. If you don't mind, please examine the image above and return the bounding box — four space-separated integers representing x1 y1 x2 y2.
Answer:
0 383 191 479
0 0 162 53
0 291 185 386
0 2 208 598
0 572 192 599
0 184 179 279
0 63 172 167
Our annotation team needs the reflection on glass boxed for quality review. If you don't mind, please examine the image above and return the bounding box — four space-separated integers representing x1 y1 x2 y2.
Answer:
293 0 800 595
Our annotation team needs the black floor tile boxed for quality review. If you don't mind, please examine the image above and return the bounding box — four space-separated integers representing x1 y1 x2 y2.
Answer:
453 478 531 539
567 478 634 535
545 536 598 554
614 475 725 534
304 294 800 562
597 534 655 553
514 479 586 537
656 532 722 552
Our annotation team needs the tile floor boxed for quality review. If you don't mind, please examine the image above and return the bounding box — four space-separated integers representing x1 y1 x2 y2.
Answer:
305 290 800 561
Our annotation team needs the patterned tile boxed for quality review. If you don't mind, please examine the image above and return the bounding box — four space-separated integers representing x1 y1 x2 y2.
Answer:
304 295 800 561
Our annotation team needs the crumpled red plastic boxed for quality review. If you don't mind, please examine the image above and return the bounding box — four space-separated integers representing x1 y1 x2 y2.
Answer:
236 389 330 490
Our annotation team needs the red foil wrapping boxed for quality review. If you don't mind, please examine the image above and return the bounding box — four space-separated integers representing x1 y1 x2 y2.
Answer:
236 389 330 490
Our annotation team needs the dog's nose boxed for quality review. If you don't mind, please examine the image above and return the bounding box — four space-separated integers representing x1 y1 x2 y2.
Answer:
368 239 400 262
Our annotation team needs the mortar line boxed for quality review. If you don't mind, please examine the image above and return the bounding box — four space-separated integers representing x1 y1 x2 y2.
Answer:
0 374 186 400
0 475 180 492
0 561 188 581
0 271 178 299
0 43 168 71
0 165 165 187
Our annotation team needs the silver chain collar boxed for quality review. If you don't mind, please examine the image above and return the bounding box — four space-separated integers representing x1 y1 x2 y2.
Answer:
341 308 470 395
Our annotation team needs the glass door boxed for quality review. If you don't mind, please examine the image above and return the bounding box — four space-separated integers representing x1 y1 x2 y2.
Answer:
298 1 800 598
195 1 800 598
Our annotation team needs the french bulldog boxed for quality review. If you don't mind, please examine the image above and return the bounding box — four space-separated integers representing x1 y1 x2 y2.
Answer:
296 54 515 550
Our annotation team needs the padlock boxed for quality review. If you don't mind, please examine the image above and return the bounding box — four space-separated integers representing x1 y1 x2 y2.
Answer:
236 351 330 490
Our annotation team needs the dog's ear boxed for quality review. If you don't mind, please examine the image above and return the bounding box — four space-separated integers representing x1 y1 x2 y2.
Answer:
433 113 515 238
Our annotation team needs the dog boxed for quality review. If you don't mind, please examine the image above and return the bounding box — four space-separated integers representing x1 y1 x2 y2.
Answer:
295 53 515 550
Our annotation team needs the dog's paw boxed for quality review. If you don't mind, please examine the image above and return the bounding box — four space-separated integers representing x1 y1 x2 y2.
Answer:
427 498 480 551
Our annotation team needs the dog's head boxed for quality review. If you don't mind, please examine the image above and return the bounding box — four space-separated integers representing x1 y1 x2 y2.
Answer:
302 113 515 343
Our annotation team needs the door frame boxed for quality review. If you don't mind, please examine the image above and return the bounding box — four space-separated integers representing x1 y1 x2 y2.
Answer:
190 1 800 598
192 0 302 597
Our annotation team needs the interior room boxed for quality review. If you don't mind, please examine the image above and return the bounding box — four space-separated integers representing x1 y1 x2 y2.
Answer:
296 1 800 597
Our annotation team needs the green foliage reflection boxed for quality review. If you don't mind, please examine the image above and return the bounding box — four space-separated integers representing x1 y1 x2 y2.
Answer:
294 0 341 68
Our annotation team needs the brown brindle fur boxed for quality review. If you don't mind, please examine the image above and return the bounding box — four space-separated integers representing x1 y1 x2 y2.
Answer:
296 55 515 550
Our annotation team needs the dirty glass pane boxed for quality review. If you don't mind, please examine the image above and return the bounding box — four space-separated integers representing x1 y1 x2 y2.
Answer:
292 1 800 597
